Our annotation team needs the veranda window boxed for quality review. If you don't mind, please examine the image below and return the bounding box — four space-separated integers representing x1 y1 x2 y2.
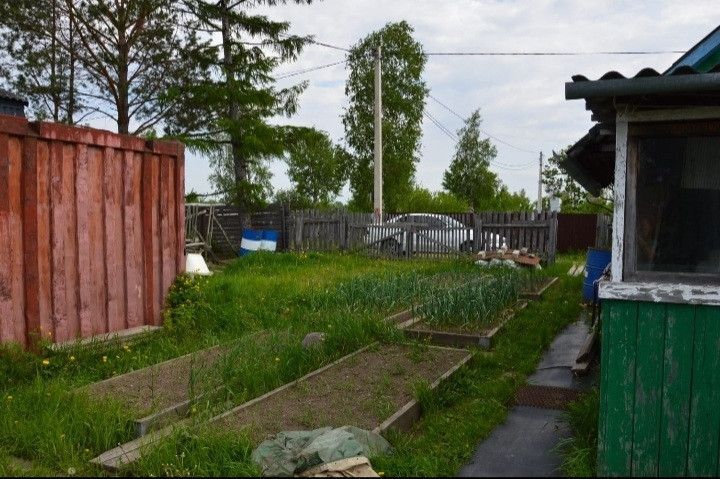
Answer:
625 121 720 281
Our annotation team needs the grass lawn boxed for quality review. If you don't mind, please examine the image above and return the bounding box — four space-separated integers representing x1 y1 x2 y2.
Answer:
0 252 584 476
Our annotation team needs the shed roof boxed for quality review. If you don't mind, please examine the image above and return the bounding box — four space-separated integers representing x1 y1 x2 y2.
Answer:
0 89 28 105
563 25 720 194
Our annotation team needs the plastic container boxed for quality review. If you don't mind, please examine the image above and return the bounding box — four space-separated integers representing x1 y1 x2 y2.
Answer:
185 253 212 276
260 229 279 252
240 228 263 256
583 248 611 302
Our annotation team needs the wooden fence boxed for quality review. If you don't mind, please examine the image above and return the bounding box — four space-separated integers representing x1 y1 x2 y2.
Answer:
291 210 558 263
0 116 185 347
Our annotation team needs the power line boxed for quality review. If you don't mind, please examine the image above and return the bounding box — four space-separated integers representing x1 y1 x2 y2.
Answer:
423 110 535 171
424 50 685 56
274 59 348 80
428 93 539 156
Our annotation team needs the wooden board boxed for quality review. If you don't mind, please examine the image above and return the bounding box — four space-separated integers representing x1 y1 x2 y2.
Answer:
520 276 558 300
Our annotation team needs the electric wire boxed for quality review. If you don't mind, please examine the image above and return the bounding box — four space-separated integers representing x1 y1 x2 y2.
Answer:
274 59 348 80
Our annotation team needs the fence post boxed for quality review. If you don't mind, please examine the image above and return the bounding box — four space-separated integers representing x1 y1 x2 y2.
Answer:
472 212 482 254
548 212 558 264
294 216 304 252
340 212 348 251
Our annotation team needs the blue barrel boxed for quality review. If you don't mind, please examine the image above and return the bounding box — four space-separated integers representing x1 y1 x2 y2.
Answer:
239 228 263 256
583 248 611 301
260 229 279 252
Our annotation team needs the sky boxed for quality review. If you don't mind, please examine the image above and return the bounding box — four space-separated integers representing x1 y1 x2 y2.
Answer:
180 0 719 202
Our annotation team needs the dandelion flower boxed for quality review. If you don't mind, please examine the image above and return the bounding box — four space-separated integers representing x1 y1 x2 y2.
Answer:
67 466 76 475
42 358 50 366
5 395 12 400
102 356 107 363
69 355 76 362
84 449 90 453
275 357 280 362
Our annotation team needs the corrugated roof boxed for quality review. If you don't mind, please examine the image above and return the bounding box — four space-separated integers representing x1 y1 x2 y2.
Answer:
570 64 720 83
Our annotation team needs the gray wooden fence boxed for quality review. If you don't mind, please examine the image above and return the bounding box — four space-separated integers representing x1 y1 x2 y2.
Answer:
290 210 558 263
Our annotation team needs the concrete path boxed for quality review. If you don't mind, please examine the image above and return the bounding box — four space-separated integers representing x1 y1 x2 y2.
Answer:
458 317 594 477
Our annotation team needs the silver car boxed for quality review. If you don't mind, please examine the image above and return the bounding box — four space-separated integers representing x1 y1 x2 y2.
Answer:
363 213 504 256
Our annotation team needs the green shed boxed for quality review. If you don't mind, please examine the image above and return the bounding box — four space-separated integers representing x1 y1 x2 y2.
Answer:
564 26 720 477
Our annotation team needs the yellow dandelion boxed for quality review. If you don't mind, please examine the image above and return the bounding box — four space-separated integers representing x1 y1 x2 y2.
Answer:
102 356 107 363
84 449 90 453
5 395 12 401
275 357 280 362
42 358 50 366
69 355 76 362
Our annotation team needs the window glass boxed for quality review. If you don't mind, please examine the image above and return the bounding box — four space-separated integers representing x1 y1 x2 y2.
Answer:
635 136 720 274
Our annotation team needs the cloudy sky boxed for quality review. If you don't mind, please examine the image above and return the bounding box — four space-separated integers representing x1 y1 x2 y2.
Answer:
184 0 719 201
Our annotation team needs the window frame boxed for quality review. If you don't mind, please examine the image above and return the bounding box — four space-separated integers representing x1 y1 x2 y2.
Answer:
623 119 720 284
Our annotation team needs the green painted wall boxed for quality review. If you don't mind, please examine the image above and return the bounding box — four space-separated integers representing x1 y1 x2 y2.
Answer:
598 299 720 476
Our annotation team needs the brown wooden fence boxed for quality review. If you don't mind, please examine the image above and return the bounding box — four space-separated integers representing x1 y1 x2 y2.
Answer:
0 116 185 347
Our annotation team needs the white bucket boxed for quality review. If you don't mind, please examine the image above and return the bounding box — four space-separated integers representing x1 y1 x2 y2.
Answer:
185 253 212 276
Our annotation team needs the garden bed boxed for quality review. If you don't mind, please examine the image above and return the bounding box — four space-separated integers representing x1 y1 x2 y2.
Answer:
402 302 527 349
209 343 471 440
520 276 558 300
91 342 472 472
82 344 228 436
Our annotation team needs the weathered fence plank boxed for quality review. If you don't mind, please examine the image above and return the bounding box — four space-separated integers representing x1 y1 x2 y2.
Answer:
0 116 185 348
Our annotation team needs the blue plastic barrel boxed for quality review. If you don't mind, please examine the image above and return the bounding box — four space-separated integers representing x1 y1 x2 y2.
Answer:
260 229 279 252
583 248 611 301
240 228 263 256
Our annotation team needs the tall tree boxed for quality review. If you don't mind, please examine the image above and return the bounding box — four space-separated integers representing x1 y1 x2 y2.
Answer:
0 0 82 123
285 128 349 206
62 0 195 134
542 148 612 213
442 109 500 210
343 21 427 212
164 0 312 209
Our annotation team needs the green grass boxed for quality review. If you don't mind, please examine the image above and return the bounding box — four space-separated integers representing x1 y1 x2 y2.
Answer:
0 252 584 476
557 389 599 477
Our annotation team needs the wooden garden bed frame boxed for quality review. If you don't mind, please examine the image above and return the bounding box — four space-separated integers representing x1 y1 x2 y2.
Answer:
90 342 472 472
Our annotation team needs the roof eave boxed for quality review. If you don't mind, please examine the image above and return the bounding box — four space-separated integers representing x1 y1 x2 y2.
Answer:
565 72 720 101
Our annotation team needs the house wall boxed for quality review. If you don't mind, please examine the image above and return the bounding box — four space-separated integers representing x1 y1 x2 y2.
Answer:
0 115 185 347
598 299 720 476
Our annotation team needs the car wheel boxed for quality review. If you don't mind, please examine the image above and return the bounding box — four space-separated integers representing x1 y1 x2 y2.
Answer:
381 239 401 257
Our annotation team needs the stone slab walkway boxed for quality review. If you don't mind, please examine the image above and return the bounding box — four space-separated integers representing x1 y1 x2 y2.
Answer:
458 316 594 477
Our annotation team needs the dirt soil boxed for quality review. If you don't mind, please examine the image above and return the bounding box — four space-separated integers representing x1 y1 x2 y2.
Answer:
212 343 469 441
412 305 518 335
83 345 227 418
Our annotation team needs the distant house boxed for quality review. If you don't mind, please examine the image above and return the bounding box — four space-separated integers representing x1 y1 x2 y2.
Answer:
0 89 27 117
564 26 720 476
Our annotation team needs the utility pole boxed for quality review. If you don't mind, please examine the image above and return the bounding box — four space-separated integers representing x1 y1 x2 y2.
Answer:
536 151 544 213
373 45 383 224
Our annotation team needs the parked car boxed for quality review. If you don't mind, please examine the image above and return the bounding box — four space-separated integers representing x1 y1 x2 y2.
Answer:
363 213 504 256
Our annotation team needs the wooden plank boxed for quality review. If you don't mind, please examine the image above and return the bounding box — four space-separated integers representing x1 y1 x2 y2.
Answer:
174 150 185 274
8 137 25 345
658 303 695 476
600 300 638 476
104 148 127 333
75 144 94 338
35 141 53 341
124 151 144 329
87 146 107 335
0 134 11 343
21 137 42 346
141 153 157 327
631 302 665 476
49 142 68 343
686 306 720 476
160 156 175 308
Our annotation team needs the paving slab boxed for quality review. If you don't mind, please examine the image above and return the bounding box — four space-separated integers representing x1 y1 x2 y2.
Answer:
457 406 569 477
458 316 595 477
528 317 594 390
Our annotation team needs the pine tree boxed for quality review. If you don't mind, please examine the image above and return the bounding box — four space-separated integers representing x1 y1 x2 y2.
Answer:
164 0 313 209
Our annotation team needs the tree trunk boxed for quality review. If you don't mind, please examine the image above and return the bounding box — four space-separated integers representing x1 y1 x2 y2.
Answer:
116 24 130 134
220 0 248 193
66 4 75 125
